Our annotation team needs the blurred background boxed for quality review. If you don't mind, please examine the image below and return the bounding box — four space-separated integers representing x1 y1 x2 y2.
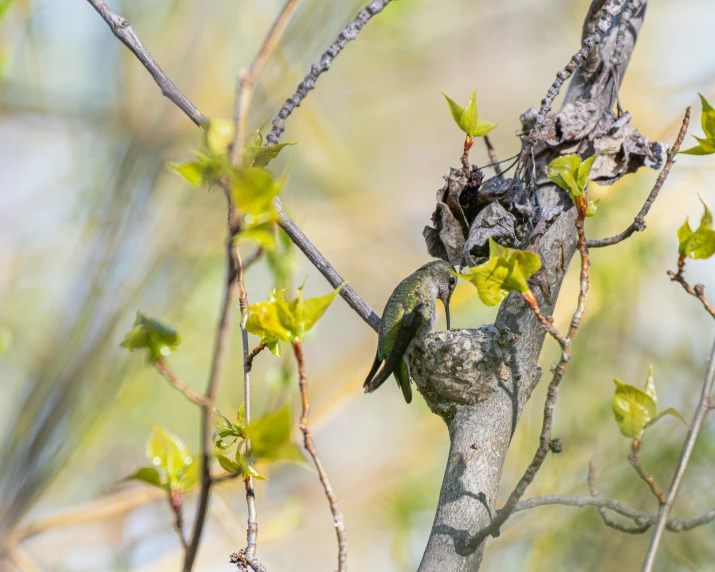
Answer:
1 0 715 570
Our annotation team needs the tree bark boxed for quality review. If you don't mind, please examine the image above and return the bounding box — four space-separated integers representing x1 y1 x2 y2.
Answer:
413 2 651 569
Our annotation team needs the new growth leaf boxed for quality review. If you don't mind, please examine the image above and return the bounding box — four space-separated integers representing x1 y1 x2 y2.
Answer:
458 238 541 306
442 90 497 139
120 312 181 362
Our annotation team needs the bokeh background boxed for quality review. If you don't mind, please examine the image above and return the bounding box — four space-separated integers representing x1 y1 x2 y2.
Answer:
1 0 715 570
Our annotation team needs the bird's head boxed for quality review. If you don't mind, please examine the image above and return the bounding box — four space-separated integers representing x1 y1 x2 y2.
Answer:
419 260 457 330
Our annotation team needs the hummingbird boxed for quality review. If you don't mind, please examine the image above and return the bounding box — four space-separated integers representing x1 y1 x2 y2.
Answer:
364 260 457 403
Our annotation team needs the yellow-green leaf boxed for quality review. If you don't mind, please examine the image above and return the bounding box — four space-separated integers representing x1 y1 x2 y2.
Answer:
230 167 284 218
643 364 657 404
127 466 167 490
146 427 193 484
247 405 295 462
612 379 657 440
169 161 204 187
585 199 600 217
204 119 235 155
678 199 715 260
459 238 541 306
216 454 241 473
680 95 715 155
645 407 688 431
120 312 181 362
442 90 496 138
237 226 277 250
243 141 296 168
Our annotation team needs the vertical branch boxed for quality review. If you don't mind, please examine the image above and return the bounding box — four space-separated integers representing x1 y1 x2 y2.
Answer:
293 341 347 571
231 0 302 166
642 338 715 571
229 1 301 565
184 213 240 572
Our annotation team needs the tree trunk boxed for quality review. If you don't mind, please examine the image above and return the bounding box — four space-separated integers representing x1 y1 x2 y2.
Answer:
412 2 651 569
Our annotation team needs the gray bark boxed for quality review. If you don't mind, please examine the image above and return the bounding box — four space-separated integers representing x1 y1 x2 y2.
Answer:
413 3 652 570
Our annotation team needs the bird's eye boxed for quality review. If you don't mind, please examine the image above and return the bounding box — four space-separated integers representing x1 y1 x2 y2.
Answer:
449 276 457 287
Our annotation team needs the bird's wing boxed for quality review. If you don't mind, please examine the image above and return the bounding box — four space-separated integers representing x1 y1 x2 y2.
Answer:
394 358 412 404
364 304 424 397
363 351 382 389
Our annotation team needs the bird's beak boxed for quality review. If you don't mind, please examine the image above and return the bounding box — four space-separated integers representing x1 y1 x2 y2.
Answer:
445 298 451 331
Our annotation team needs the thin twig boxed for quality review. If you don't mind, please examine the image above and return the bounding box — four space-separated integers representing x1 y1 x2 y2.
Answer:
266 0 394 144
275 199 380 331
228 2 301 555
184 204 240 572
588 108 690 248
155 358 210 407
461 136 474 172
231 0 301 166
588 462 650 534
245 343 268 373
85 0 207 127
243 248 265 272
230 550 268 572
668 261 715 320
642 338 715 571
170 490 188 550
293 340 347 571
532 0 624 132
475 210 591 544
521 292 567 347
509 495 715 533
483 135 503 181
628 438 666 504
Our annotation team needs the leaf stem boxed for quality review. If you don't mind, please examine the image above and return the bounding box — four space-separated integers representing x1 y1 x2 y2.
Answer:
461 136 473 172
155 358 210 408
627 438 666 504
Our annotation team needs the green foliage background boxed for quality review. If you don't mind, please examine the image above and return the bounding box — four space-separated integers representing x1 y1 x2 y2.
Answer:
0 0 714 570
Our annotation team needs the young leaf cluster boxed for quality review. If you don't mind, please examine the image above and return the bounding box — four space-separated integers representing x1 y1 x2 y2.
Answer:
442 91 497 139
170 119 295 251
680 94 715 156
546 153 600 216
677 198 715 260
120 311 181 362
246 281 343 354
612 366 686 440
458 238 541 306
213 404 305 479
127 427 200 493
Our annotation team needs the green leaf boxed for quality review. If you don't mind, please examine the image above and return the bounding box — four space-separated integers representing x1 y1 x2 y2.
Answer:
680 95 715 155
678 199 715 260
265 339 282 357
458 238 541 306
237 226 277 250
643 364 657 404
547 154 581 197
146 427 193 483
176 457 201 492
242 464 266 481
247 283 343 343
612 379 657 440
230 167 284 219
246 405 305 466
169 161 204 187
120 312 181 362
127 466 167 490
204 119 235 155
216 454 241 473
645 407 688 430
585 199 600 217
442 90 496 138
243 135 296 168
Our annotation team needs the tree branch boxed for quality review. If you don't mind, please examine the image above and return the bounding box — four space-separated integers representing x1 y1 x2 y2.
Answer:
642 337 715 570
668 261 715 320
587 107 690 248
510 495 715 533
628 438 666 504
275 199 380 331
293 340 347 571
266 0 395 145
85 0 207 127
183 201 240 572
231 0 301 166
155 358 210 408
